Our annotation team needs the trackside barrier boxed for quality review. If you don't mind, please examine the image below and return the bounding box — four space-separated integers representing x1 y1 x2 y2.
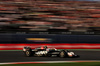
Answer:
0 43 100 50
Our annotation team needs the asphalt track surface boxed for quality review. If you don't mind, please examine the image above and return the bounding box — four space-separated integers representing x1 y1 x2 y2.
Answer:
0 50 100 63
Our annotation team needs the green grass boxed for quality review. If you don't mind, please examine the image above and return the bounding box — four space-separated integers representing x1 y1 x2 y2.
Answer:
1 62 100 66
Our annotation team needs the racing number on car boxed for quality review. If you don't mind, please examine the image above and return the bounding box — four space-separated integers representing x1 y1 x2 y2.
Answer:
36 51 47 55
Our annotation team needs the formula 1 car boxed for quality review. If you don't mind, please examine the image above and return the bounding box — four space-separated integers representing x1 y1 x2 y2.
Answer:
23 46 79 58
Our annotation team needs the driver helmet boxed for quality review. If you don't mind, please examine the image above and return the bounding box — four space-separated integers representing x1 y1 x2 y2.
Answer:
44 46 47 49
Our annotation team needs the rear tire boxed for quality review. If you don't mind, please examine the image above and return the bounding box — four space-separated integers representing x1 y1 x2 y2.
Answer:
25 50 32 57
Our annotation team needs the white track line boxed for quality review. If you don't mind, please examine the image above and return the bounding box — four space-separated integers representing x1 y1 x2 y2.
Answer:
0 60 100 65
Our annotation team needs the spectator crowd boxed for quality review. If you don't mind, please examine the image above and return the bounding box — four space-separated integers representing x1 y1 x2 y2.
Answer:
0 0 100 33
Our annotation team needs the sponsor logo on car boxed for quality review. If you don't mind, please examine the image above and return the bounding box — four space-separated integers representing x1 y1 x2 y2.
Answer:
35 51 48 54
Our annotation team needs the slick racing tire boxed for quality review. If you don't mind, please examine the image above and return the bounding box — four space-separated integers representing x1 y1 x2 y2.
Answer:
59 50 67 58
25 50 32 57
37 54 43 57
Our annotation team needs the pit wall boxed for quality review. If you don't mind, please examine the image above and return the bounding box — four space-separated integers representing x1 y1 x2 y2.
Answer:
0 34 100 43
0 34 100 50
0 43 100 50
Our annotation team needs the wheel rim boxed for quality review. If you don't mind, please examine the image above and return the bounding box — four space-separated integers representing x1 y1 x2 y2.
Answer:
26 51 30 56
60 52 65 57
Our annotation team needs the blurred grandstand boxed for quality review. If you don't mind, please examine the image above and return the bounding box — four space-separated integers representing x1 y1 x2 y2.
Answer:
0 0 100 34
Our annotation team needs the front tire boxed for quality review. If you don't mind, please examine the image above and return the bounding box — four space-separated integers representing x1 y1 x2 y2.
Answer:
59 50 67 58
